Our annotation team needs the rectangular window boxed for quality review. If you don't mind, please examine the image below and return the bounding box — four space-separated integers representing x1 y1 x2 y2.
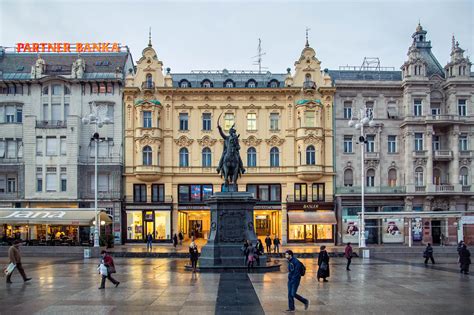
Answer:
246 184 257 198
51 103 61 121
36 137 43 155
106 105 114 122
459 134 468 151
0 106 4 123
0 140 4 158
203 184 213 200
43 104 48 120
16 108 22 123
46 137 58 156
366 135 375 152
36 169 43 192
190 185 201 202
46 171 57 192
270 184 280 201
179 113 188 131
60 137 67 156
270 113 279 130
365 101 374 119
224 113 234 131
295 183 307 202
52 84 62 95
7 177 16 193
388 135 397 153
96 174 109 192
343 101 352 119
258 185 269 201
152 184 165 202
143 111 152 128
133 184 147 202
0 175 5 193
5 106 15 123
432 135 440 151
312 183 325 201
202 113 211 131
60 174 67 192
305 111 315 127
414 133 423 151
64 103 69 121
98 141 108 158
6 140 16 158
178 185 190 202
413 99 422 116
247 113 257 130
458 99 467 116
343 136 353 153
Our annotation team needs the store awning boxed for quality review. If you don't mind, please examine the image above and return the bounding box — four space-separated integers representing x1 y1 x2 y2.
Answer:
0 208 112 226
288 211 337 225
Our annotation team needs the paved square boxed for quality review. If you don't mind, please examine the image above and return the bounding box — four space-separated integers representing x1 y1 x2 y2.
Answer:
0 256 472 314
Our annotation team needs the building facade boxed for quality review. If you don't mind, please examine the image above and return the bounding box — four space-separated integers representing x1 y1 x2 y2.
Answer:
333 25 474 245
0 47 133 244
123 40 336 244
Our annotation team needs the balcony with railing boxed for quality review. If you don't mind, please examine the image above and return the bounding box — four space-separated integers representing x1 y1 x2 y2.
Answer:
435 185 454 192
462 185 472 192
141 81 155 91
412 150 427 158
365 152 380 160
135 165 163 181
415 186 426 192
36 120 67 128
0 191 21 200
434 150 453 161
296 164 324 181
0 157 23 164
335 186 406 194
79 190 122 200
460 150 473 158
125 195 173 204
303 80 317 90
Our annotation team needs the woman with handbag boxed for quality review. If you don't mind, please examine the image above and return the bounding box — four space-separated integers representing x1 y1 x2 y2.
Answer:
189 239 199 273
317 245 330 282
98 250 120 289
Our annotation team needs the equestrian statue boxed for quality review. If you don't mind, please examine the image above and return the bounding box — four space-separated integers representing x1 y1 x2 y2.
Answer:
216 114 245 191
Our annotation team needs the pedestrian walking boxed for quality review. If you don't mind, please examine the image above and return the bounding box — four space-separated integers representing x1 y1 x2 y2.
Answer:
265 235 272 253
6 240 31 284
345 242 353 271
273 235 280 253
459 244 471 275
146 233 153 251
189 240 199 273
241 240 249 265
317 245 330 282
178 231 184 246
98 250 120 289
247 242 257 272
423 243 435 264
172 233 178 248
457 240 465 254
285 250 309 312
256 239 264 266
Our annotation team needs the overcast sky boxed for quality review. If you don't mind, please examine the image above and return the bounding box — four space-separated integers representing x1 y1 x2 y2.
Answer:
1 0 472 73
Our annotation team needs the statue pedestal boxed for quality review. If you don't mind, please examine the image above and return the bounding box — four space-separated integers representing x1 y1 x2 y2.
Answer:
199 192 268 268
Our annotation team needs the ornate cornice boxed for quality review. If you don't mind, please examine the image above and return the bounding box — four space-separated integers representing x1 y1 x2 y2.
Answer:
197 135 217 147
242 135 262 147
303 134 323 145
265 135 285 146
174 135 194 147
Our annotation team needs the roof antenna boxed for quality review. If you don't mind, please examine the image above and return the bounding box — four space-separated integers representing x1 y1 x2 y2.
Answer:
305 26 311 47
148 27 152 47
252 38 267 73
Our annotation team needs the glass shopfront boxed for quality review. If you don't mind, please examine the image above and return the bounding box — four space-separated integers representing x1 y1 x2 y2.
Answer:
126 210 171 242
253 210 281 239
288 223 334 242
178 210 210 240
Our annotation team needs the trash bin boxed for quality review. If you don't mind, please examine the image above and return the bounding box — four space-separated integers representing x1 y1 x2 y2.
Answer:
362 249 370 259
84 248 91 259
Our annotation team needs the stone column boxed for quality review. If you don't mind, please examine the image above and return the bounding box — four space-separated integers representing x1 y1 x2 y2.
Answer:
281 203 288 245
404 131 414 192
451 128 460 191
426 128 433 190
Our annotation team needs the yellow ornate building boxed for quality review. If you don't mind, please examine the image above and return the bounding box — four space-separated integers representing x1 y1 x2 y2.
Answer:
123 39 335 244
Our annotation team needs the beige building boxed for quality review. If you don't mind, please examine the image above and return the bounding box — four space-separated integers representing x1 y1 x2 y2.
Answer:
123 39 336 244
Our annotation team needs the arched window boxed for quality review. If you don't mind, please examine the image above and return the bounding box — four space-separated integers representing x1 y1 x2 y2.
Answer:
344 169 353 187
146 74 153 88
202 147 212 167
460 167 469 186
224 80 234 88
142 146 152 166
247 147 257 167
246 80 257 88
366 169 375 187
305 73 312 81
268 80 279 88
306 145 316 165
179 148 189 167
201 80 212 88
388 169 397 187
270 147 279 167
179 80 190 88
415 167 424 186
42 86 49 95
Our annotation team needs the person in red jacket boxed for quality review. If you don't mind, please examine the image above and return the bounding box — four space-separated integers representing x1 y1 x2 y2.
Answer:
99 250 120 289
345 243 353 271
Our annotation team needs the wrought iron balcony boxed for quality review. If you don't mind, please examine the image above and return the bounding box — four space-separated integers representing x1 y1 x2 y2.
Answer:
303 80 316 90
335 186 406 194
141 81 155 90
462 185 472 192
36 120 67 128
125 195 173 203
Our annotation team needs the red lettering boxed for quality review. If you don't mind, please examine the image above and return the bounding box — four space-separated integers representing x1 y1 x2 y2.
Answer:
76 43 83 53
16 43 24 52
92 43 100 52
40 43 47 52
111 43 119 52
84 43 91 52
24 43 31 52
64 43 71 52
47 43 54 52
32 43 39 52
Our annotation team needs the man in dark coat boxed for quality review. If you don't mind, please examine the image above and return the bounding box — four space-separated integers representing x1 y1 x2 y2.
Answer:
265 235 272 253
459 244 471 275
285 250 309 312
273 236 281 253
424 243 435 264
317 245 330 282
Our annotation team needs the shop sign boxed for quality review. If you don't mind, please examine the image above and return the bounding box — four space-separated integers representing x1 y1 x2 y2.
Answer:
287 202 333 211
342 216 359 243
254 205 280 210
0 210 66 219
461 216 474 224
15 42 121 53
126 205 171 210
412 218 423 241
178 205 209 210
382 218 404 243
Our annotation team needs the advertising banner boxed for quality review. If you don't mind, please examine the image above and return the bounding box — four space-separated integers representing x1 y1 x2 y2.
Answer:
412 218 423 241
382 218 404 243
342 216 360 243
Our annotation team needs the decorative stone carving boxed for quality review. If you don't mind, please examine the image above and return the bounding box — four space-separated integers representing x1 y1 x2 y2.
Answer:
198 135 217 147
303 134 322 145
71 57 85 79
460 158 472 165
135 136 159 148
364 160 379 168
242 136 262 147
414 158 428 166
265 135 285 146
431 198 449 211
174 135 193 147
218 211 246 242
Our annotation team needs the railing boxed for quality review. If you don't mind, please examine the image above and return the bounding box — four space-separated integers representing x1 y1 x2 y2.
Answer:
296 165 324 173
460 150 473 158
141 81 155 90
0 191 21 199
365 152 380 159
36 120 67 128
125 195 173 203
435 185 454 192
79 190 122 200
335 186 406 194
434 150 453 159
462 185 472 192
286 195 327 203
0 157 23 164
426 115 454 121
303 80 316 90
415 186 426 192
412 150 427 157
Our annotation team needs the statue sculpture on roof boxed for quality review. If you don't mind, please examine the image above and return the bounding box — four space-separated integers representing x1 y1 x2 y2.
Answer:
71 57 85 79
31 55 45 79
216 113 245 191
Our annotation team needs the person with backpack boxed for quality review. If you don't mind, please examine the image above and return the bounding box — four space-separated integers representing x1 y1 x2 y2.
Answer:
423 243 435 264
285 250 309 312
317 245 330 282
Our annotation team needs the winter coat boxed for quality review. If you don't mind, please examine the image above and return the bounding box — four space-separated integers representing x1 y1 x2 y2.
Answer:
8 246 21 264
103 254 116 273
424 245 434 257
256 242 264 255
459 248 471 265
273 238 280 246
317 250 330 278
288 256 304 282
189 245 199 262
344 245 353 259
265 237 272 246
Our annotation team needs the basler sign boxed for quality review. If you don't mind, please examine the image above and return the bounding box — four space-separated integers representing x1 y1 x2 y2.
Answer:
15 42 121 53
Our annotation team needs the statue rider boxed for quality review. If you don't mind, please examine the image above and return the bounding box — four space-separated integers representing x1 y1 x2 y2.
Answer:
217 124 245 175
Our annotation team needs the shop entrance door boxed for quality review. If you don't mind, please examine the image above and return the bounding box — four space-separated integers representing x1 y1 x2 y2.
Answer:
189 220 203 238
305 225 314 242
144 221 154 240
256 215 270 236
432 220 441 244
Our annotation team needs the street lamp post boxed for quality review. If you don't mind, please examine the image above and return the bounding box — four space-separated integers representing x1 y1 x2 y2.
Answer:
82 102 111 248
348 106 376 249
